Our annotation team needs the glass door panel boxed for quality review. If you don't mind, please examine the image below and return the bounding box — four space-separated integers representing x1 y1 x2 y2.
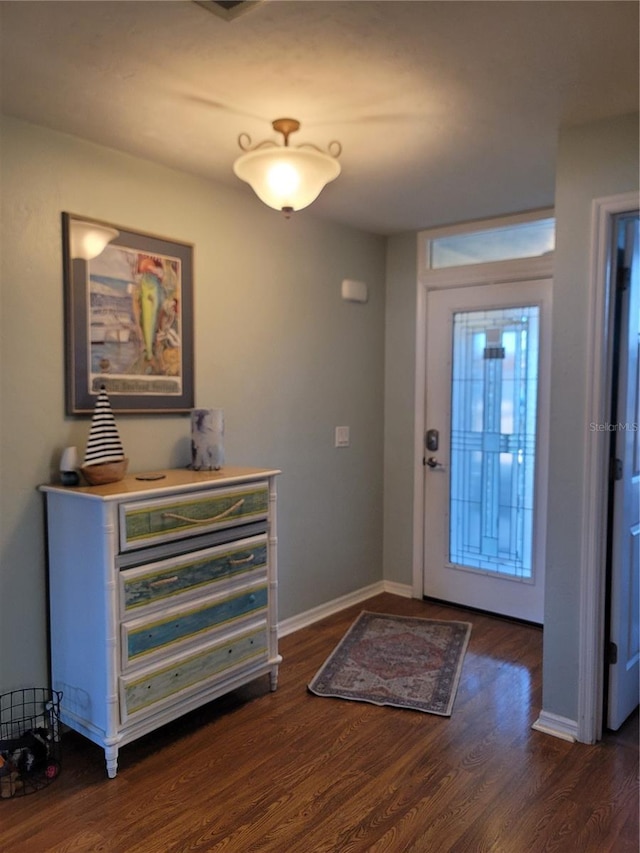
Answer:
450 306 540 581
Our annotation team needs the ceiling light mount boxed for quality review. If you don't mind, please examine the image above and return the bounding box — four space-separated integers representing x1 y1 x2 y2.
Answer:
233 118 342 217
271 117 300 146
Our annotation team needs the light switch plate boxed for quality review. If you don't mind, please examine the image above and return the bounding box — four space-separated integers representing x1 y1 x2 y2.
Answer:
335 426 350 447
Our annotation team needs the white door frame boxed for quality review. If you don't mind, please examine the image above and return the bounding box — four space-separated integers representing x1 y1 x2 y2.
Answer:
412 210 555 601
579 190 640 743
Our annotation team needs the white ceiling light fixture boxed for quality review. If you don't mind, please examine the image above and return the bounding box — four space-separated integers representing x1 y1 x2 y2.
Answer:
193 0 266 22
233 118 342 217
70 220 119 260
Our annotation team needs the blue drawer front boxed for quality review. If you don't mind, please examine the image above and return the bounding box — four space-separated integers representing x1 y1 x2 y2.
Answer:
123 539 268 611
127 586 268 662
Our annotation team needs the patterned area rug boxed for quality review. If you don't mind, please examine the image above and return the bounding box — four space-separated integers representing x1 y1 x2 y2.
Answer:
308 611 472 716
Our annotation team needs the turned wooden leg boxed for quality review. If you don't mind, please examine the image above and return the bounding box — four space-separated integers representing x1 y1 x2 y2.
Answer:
270 668 279 692
105 746 119 779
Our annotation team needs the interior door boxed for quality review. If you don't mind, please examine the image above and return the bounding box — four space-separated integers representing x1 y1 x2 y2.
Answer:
423 280 552 624
607 213 640 730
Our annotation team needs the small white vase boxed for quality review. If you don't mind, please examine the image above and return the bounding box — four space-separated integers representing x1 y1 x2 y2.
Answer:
191 409 224 471
60 446 80 486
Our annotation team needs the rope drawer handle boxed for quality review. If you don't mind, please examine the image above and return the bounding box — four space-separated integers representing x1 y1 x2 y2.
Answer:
150 576 179 587
162 498 245 525
229 554 255 566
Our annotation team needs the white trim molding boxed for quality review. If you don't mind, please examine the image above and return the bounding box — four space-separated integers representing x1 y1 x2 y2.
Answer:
578 190 640 744
384 580 414 599
412 237 428 599
278 581 414 638
532 711 578 743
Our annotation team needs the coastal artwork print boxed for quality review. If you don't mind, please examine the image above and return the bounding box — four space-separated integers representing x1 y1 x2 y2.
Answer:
63 214 194 414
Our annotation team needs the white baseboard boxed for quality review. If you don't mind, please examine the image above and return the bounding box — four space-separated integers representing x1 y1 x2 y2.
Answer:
532 710 579 743
383 580 414 599
278 580 414 638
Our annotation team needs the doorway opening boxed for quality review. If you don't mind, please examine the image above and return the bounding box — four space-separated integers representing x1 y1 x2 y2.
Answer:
578 191 639 744
603 211 639 732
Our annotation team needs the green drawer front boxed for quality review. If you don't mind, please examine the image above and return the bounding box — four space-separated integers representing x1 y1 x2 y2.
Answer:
125 586 268 663
122 628 268 717
122 536 268 612
122 484 269 549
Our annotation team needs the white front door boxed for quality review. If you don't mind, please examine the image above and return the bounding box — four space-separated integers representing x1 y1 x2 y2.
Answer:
423 280 552 624
607 213 640 730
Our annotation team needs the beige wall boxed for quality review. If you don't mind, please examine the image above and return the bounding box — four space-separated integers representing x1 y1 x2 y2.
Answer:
383 232 418 586
0 117 386 691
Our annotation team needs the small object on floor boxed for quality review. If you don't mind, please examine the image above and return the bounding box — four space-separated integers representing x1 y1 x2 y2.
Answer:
0 770 19 798
0 688 63 797
0 728 51 776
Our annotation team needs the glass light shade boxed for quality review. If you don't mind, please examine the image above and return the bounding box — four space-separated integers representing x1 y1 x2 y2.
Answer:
233 147 341 212
70 221 119 260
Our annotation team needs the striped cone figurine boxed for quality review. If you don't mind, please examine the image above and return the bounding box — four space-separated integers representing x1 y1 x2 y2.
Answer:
81 386 128 485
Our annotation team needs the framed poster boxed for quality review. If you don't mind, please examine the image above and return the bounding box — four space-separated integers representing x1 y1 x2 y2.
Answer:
62 212 194 414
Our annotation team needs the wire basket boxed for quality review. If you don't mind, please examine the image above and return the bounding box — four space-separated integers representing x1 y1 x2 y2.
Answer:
0 688 62 798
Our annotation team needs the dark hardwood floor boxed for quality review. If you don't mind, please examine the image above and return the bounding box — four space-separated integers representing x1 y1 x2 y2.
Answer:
2 593 638 852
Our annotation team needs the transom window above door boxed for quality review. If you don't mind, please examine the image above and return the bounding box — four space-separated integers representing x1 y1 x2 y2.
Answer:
419 210 556 282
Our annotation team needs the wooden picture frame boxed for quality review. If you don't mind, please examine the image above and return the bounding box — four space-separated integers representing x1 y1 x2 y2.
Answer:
62 212 194 415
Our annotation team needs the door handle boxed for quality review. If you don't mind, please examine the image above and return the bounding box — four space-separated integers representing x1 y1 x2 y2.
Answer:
425 456 445 470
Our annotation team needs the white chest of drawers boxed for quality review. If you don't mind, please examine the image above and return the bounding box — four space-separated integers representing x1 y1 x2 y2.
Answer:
40 467 281 777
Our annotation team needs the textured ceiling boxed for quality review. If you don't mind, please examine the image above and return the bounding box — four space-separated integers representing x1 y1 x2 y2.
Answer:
1 1 638 235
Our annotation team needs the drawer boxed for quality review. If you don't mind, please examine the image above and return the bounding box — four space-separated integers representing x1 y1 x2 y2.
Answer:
119 482 269 552
120 534 268 615
122 583 268 668
120 626 268 722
